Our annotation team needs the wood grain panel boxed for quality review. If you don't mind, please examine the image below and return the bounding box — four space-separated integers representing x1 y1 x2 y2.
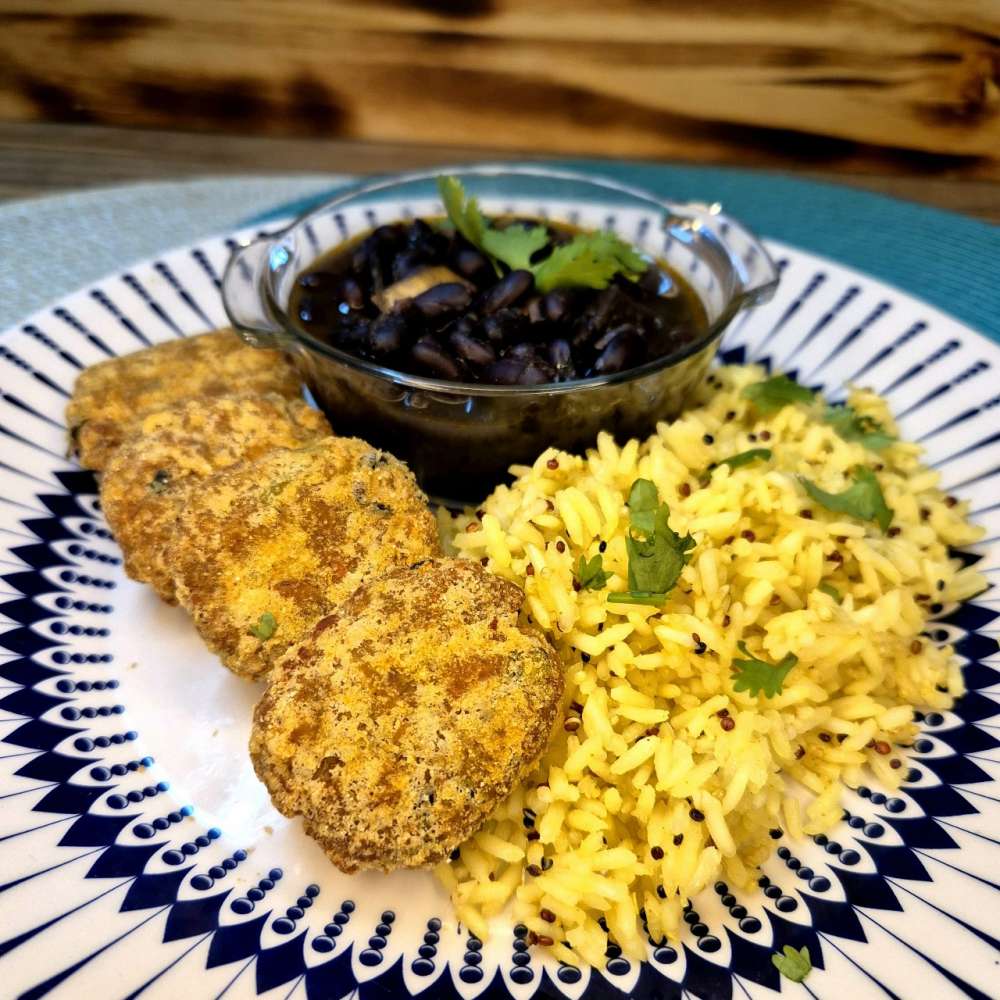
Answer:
0 0 997 177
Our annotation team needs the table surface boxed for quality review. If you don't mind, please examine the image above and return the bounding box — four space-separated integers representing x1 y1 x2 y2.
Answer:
2 123 998 223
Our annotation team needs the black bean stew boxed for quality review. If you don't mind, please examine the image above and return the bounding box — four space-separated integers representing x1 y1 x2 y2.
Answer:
290 218 708 387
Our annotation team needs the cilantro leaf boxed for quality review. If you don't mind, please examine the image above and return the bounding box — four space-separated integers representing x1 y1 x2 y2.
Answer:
248 611 277 641
437 176 490 250
481 223 549 271
712 448 772 472
149 469 171 494
800 467 893 533
818 582 841 602
772 944 812 983
742 374 815 415
436 176 648 293
627 478 660 537
576 553 610 591
731 641 797 698
823 405 895 451
610 479 695 606
532 231 647 294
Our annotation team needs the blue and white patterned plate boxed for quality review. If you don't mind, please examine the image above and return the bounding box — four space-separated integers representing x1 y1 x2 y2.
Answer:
0 220 998 1000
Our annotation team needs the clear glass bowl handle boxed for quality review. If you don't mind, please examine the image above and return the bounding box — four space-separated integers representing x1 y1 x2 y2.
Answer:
222 237 291 348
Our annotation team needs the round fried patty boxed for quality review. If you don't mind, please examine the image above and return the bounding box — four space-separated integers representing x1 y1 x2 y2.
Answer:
100 393 330 602
165 437 441 680
66 329 302 470
250 558 563 872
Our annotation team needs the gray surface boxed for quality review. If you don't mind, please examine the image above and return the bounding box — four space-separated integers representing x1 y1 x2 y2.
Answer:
0 175 345 331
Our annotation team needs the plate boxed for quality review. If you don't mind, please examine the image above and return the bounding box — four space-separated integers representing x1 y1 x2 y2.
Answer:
0 219 997 1000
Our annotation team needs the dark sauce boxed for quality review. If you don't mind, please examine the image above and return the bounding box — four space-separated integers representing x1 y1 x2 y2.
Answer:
289 218 709 386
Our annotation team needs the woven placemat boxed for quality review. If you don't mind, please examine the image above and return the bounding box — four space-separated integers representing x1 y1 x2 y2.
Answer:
2 164 997 343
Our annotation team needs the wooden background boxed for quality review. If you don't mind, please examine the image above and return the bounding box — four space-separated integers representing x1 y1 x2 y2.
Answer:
0 0 998 182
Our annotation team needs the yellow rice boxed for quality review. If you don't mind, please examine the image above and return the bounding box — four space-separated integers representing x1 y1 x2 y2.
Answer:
435 364 985 968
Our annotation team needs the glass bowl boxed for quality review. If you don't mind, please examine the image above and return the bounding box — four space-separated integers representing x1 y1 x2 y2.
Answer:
222 165 779 504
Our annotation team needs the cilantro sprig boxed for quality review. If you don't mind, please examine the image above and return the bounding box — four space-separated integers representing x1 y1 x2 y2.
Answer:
823 405 895 451
248 612 277 641
772 944 812 983
576 553 610 591
437 176 648 292
532 230 647 293
800 467 893 533
481 223 549 272
710 448 772 472
608 479 695 607
742 374 815 415
731 642 797 698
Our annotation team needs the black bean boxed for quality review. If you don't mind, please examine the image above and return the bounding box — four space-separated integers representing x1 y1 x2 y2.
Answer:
506 342 538 361
548 338 572 370
592 328 645 375
392 250 426 283
519 361 555 385
588 286 621 329
411 337 463 379
526 296 545 323
449 331 495 366
413 282 473 318
333 318 370 350
369 313 408 355
482 308 527 344
543 289 573 323
593 322 638 352
481 270 533 314
484 358 528 385
454 247 491 280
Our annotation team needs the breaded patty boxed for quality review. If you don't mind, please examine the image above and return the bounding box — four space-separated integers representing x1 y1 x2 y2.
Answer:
250 558 563 873
100 393 330 603
165 437 441 681
66 329 301 470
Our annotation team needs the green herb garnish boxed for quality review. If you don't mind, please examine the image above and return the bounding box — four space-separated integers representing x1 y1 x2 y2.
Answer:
249 612 277 641
609 479 695 607
531 230 647 293
711 448 772 472
742 374 815 415
481 223 549 272
576 553 610 591
437 176 647 292
607 591 669 607
818 582 841 602
732 641 797 698
823 405 895 451
772 944 812 983
800 467 893 533
437 176 490 251
149 469 170 494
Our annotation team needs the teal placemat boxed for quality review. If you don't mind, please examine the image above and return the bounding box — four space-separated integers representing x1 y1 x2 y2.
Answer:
1 165 996 345
249 160 1000 346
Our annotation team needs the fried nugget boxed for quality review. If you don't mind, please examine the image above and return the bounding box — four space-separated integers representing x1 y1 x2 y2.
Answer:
250 558 563 873
66 329 302 470
100 393 330 603
165 437 441 680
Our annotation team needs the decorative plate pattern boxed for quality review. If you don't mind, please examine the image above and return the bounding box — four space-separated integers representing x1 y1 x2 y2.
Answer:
0 219 997 1000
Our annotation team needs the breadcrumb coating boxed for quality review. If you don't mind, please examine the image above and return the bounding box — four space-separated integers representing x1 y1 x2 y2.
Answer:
165 437 442 680
251 558 563 872
66 329 302 469
100 393 330 602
